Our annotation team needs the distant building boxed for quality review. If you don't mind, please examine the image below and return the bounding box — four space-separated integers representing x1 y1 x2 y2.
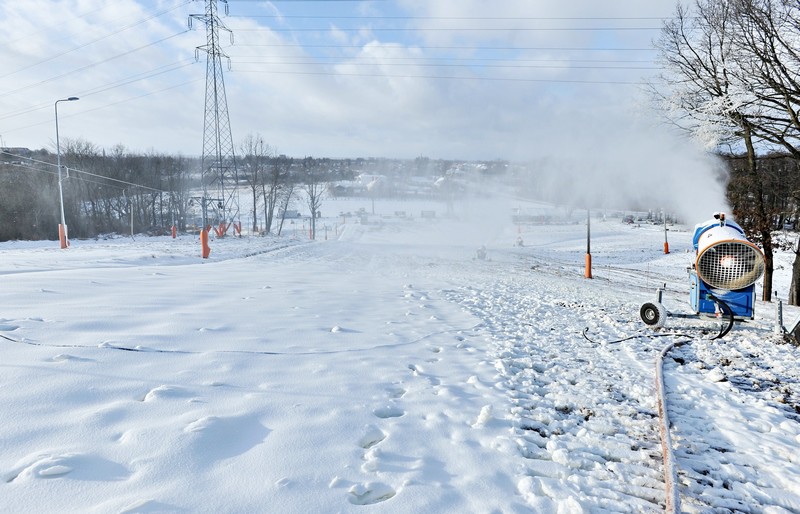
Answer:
1 147 33 157
1 147 32 167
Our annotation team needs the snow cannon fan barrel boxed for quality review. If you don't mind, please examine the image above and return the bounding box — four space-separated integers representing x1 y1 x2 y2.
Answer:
689 213 764 320
693 213 765 291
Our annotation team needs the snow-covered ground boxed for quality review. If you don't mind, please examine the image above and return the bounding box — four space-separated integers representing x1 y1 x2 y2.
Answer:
1 200 799 513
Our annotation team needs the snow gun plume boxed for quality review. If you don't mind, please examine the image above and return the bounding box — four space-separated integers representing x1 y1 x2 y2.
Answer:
693 213 765 291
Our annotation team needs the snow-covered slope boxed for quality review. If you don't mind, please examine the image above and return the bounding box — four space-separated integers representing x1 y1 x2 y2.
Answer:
1 213 798 513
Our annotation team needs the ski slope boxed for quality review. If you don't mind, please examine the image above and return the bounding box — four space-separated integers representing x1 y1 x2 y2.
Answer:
1 207 799 513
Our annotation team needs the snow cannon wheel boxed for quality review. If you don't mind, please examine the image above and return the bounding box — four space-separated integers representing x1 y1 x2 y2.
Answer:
640 302 667 328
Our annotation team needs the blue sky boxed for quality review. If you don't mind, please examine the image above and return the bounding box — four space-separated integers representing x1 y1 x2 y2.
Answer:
0 0 684 160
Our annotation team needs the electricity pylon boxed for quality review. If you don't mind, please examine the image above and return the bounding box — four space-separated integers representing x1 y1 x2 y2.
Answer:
189 0 239 234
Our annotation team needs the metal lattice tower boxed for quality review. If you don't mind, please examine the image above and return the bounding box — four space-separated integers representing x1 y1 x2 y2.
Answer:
189 0 239 233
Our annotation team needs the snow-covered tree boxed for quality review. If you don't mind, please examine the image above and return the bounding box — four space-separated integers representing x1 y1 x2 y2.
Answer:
730 0 800 157
729 0 800 305
653 0 781 302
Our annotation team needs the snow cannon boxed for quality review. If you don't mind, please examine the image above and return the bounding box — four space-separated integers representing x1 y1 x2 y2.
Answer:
640 213 764 337
693 213 764 291
690 213 764 319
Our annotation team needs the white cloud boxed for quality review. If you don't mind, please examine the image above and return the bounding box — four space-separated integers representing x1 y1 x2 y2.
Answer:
0 0 702 171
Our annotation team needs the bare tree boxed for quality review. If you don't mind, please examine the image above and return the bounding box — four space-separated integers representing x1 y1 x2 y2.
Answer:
239 134 271 233
301 157 325 240
275 179 298 236
262 155 291 235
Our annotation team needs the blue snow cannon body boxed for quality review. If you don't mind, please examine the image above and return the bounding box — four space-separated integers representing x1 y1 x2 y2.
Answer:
690 214 765 319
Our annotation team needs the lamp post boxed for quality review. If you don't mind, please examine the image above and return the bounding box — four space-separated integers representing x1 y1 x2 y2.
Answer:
55 96 79 248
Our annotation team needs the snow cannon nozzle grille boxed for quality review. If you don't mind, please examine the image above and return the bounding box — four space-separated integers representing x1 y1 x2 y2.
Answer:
696 241 765 290
694 215 765 291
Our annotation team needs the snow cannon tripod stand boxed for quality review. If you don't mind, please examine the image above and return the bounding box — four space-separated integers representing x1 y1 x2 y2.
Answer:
639 213 765 339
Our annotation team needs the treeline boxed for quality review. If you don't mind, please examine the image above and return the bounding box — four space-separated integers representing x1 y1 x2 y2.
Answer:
1 141 196 241
727 153 800 233
0 139 380 242
3 139 797 241
1 138 516 243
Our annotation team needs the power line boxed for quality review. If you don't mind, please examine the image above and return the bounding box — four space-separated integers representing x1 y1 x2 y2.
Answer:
0 30 191 98
234 42 657 52
0 1 192 81
226 54 656 64
237 0 390 1
232 68 644 85
3 3 117 46
230 15 672 21
3 77 204 136
232 60 659 70
231 26 663 32
0 59 197 123
79 60 198 98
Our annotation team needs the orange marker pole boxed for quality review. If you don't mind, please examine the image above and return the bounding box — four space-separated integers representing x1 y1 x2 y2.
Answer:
200 226 211 259
585 209 593 279
58 224 68 249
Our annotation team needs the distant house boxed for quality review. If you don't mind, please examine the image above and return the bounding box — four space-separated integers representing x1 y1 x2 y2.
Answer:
1 147 32 159
329 180 366 197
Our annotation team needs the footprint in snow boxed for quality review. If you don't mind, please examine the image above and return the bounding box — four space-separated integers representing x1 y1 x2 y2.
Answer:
5 453 129 483
386 386 406 399
347 482 397 505
408 364 441 386
49 354 93 363
330 325 360 333
373 405 404 419
118 499 182 514
359 425 387 449
472 405 494 428
275 477 293 488
184 414 271 463
141 385 194 402
408 363 424 375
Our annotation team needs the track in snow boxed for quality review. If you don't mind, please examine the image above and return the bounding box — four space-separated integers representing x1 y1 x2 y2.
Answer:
448 263 670 512
660 334 800 513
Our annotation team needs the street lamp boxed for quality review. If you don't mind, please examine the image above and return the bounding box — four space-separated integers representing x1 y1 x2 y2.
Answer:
55 96 79 249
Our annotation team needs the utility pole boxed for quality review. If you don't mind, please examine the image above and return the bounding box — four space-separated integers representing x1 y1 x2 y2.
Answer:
189 0 239 235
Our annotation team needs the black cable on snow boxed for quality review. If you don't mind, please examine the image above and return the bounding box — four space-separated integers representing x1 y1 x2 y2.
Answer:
581 327 694 345
706 293 735 340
